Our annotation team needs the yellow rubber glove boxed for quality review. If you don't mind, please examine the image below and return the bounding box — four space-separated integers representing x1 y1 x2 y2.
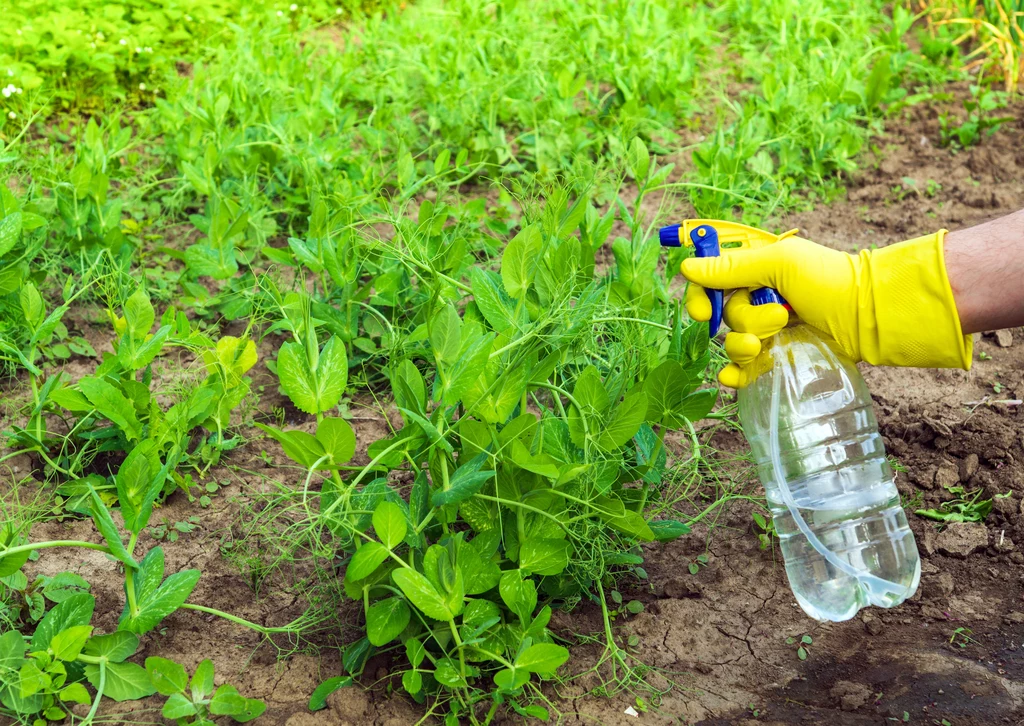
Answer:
680 231 973 388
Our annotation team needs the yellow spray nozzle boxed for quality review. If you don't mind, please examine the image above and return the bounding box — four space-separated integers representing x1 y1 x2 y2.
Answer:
678 219 798 251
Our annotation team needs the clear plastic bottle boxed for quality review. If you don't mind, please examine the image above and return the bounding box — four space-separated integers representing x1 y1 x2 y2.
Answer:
738 324 921 622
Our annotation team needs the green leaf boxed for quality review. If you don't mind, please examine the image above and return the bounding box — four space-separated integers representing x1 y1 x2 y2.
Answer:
391 359 427 415
431 452 494 507
80 376 143 441
392 569 453 621
277 340 319 415
210 684 248 715
314 335 349 412
865 52 892 110
0 630 26 672
41 572 91 603
0 210 22 257
123 289 155 343
120 548 200 634
87 486 137 569
402 669 422 695
309 676 352 711
519 538 570 577
32 594 94 650
84 631 139 663
441 329 493 407
316 417 356 465
627 136 650 181
648 519 691 542
145 656 188 696
346 541 389 581
514 643 569 674
372 501 407 550
59 682 92 706
0 524 31 577
458 546 501 595
677 389 718 422
431 304 462 366
405 637 427 669
163 692 197 719
493 667 530 692
567 366 609 447
114 446 156 534
597 386 648 450
501 224 541 299
50 625 93 661
19 281 43 328
434 658 467 687
277 336 348 415
19 660 48 697
191 660 215 702
86 661 156 701
255 423 327 469
600 508 656 542
366 597 411 646
499 570 537 624
469 268 520 334
510 441 560 479
434 148 451 174
396 407 453 453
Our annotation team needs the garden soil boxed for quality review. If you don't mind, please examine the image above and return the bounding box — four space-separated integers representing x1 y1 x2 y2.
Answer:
8 99 1024 726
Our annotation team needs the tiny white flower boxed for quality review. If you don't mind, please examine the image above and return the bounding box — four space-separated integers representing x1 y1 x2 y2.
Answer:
139 82 146 90
136 47 142 53
145 47 153 53
185 14 192 21
7 112 15 119
119 38 127 45
2 89 11 99
276 10 283 16
6 70 12 76
290 3 298 10
15 87 21 95
336 7 342 14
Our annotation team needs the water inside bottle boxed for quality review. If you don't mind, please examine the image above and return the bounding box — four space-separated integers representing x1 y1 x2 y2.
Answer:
739 324 920 622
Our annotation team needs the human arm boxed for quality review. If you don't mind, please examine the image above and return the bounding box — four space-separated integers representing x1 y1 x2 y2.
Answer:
944 208 1024 334
680 210 1024 388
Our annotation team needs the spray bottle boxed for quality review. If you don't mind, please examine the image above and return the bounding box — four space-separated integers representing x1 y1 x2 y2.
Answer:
660 220 920 622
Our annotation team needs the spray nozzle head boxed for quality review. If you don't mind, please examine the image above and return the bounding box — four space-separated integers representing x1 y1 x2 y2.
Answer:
659 224 681 247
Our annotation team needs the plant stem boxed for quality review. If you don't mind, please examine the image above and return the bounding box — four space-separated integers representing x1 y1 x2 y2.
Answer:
180 603 298 635
124 568 140 620
80 658 105 726
0 540 113 559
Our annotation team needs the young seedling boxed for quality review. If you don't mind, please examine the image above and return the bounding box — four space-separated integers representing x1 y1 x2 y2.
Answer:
786 634 813 660
146 657 265 724
688 554 710 575
950 627 978 649
752 512 776 551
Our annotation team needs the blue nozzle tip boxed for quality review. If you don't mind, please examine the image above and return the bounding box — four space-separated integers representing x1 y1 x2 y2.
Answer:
659 224 681 247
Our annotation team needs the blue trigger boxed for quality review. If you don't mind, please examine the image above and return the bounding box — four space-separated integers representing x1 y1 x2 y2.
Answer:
750 287 787 306
688 225 723 336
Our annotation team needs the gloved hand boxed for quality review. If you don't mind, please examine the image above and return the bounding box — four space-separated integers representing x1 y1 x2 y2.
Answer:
681 231 973 388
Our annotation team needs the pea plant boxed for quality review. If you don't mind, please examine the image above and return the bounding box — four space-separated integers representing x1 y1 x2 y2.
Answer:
256 163 717 723
0 432 307 725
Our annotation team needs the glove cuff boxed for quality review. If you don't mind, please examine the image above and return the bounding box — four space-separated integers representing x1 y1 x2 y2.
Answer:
859 231 973 369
